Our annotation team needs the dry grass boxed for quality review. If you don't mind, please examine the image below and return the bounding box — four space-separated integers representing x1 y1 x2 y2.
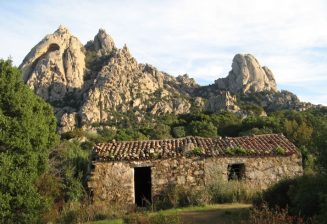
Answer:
242 204 316 224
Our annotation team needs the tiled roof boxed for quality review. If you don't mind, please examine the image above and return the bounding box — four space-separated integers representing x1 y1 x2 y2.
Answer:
93 134 299 161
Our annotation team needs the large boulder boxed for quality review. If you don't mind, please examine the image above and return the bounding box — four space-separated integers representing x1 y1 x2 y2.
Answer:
215 54 277 94
205 91 240 112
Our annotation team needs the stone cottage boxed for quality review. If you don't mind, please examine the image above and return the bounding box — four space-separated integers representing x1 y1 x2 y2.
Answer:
88 134 303 207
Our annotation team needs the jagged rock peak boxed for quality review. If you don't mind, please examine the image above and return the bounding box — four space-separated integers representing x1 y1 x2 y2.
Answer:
19 25 85 102
20 27 314 132
87 28 116 56
55 24 71 35
215 54 277 94
176 74 198 87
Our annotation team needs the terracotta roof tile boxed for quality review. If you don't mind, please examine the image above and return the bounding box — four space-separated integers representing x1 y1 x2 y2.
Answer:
93 134 299 161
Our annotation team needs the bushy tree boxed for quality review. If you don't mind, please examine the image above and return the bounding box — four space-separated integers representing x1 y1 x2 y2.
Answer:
150 124 172 139
172 126 186 138
0 59 59 223
189 120 217 137
315 122 327 173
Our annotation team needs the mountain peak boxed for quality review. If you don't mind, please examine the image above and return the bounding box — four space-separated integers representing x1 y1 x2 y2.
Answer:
19 25 85 102
20 27 315 132
215 53 277 93
92 28 116 55
55 25 71 35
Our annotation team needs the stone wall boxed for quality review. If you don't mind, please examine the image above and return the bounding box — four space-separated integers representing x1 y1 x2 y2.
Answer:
88 161 134 206
88 157 204 207
205 154 303 189
150 157 205 196
88 154 303 207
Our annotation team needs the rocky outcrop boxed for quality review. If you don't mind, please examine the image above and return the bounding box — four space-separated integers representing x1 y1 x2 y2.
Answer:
240 90 316 112
205 91 240 112
60 112 78 132
85 28 116 56
20 26 318 131
20 25 85 102
80 44 192 124
215 54 277 94
20 27 196 129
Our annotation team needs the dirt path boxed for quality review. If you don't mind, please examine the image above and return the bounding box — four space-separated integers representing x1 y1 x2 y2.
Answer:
180 204 251 224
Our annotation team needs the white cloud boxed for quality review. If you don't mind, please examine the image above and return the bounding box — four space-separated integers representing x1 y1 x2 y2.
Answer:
0 0 326 105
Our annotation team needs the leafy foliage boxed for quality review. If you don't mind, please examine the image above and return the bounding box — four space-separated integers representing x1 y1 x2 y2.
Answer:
256 175 327 221
50 140 90 202
192 147 203 156
0 59 59 223
274 146 286 155
225 146 251 156
189 120 217 137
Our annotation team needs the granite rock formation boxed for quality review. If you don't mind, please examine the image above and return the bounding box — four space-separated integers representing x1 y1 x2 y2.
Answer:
20 25 85 102
20 26 317 131
215 54 277 94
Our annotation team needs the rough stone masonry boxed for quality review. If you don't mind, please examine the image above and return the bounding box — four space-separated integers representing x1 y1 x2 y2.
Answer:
87 134 303 208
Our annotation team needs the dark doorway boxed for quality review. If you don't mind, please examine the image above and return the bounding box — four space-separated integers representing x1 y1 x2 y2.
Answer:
134 167 152 207
228 163 245 181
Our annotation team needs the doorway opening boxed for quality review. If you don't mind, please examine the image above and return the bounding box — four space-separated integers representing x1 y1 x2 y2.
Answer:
134 167 152 207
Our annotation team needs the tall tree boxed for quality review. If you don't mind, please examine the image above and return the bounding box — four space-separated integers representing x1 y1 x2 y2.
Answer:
0 59 59 223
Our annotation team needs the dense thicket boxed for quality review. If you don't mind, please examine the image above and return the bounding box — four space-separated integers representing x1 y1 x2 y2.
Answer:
0 59 59 223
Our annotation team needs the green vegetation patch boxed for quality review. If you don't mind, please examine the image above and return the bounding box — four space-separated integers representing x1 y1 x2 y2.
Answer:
225 146 255 156
192 147 203 156
274 145 286 155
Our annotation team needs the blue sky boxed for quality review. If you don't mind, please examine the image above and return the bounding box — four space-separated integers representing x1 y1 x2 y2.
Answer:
0 0 326 105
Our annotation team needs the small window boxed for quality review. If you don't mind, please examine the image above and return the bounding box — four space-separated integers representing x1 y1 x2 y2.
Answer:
228 163 245 181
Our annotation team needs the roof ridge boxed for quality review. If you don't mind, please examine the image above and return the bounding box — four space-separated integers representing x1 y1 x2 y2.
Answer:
103 136 214 144
231 133 284 139
99 134 284 145
93 134 299 161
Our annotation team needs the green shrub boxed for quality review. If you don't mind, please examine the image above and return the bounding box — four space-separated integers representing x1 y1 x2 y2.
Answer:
254 178 296 209
317 196 327 224
0 59 59 223
50 141 90 202
225 146 254 156
172 126 186 138
188 120 218 137
61 128 85 140
192 147 203 156
274 146 286 155
80 140 95 150
299 146 315 174
256 175 327 220
288 175 327 218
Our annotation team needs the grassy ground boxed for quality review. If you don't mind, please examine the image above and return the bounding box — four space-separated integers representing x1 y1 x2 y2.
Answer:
180 203 250 224
90 203 251 224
